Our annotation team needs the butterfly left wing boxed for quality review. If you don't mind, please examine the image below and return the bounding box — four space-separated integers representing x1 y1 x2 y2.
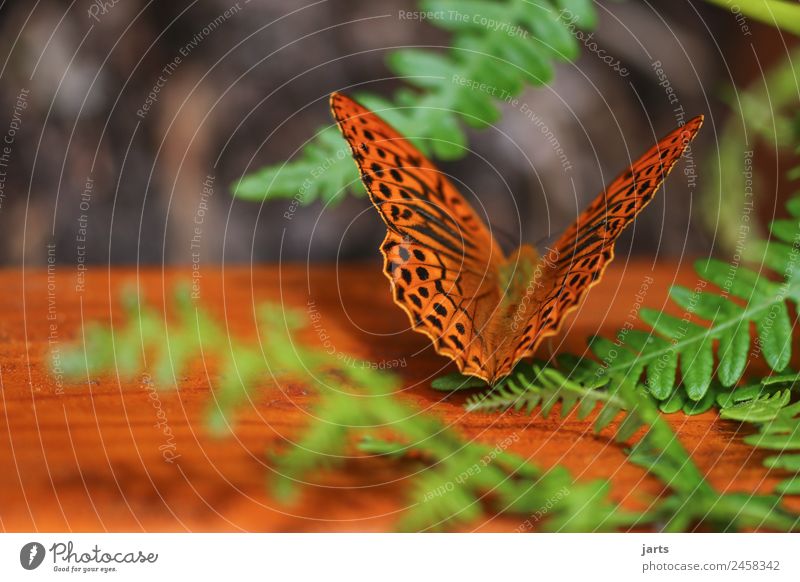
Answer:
501 115 705 376
330 92 508 380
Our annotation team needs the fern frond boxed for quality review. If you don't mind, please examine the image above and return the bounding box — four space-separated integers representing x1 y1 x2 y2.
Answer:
712 152 800 499
360 433 642 532
54 286 316 435
721 390 792 423
465 365 646 443
585 193 800 402
232 0 597 204
274 363 640 532
745 401 800 495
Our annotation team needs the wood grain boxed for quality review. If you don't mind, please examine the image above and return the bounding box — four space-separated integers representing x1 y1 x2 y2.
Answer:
0 261 794 532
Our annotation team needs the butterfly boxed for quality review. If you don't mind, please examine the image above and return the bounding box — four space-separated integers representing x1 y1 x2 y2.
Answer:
330 92 703 384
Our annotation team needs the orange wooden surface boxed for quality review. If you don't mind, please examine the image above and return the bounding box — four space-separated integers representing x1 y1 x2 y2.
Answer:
0 261 793 532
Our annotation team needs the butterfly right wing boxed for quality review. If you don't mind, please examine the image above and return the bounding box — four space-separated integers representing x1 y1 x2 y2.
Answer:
330 92 506 380
505 116 705 376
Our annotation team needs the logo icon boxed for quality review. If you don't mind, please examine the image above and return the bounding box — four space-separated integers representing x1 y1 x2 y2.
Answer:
20 542 46 570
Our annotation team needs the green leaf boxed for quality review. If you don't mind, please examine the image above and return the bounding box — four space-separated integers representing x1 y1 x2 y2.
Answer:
659 388 686 414
554 0 598 28
683 387 718 415
763 453 800 471
456 36 521 93
680 333 714 401
787 196 800 218
762 371 800 387
776 476 800 495
644 346 678 400
755 302 792 371
770 219 800 244
669 286 725 321
498 33 553 83
716 318 751 387
614 410 644 442
388 49 456 89
523 2 579 60
744 239 796 274
594 401 622 433
430 372 487 391
720 390 791 422
697 259 776 300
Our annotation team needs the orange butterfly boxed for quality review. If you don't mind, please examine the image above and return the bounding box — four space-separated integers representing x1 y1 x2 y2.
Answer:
330 92 703 384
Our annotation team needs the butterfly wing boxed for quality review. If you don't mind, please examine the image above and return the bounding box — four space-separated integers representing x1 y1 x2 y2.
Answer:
499 116 705 381
330 92 507 379
332 91 703 384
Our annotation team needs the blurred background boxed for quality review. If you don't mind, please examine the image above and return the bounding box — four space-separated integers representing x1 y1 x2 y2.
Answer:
0 0 795 266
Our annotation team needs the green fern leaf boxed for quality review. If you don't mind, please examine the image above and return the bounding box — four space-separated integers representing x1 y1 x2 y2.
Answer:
770 219 800 243
720 389 791 422
554 0 597 27
430 372 487 391
787 196 800 217
744 401 800 496
681 385 719 415
717 318 751 387
681 335 714 400
658 388 686 414
755 303 793 371
763 371 800 386
464 365 643 442
594 198 800 401
232 0 597 203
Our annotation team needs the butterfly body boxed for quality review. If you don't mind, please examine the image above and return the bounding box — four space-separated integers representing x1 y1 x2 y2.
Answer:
331 92 703 384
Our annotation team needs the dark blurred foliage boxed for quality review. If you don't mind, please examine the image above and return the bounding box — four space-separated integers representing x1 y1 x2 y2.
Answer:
0 0 792 266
